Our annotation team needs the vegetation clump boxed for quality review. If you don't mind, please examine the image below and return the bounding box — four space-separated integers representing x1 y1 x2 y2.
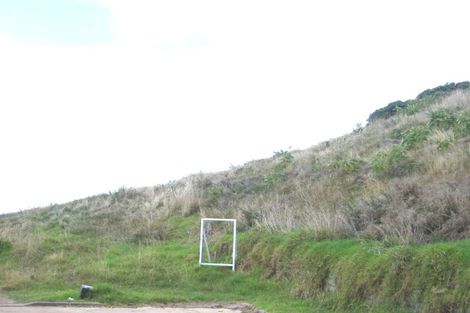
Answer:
417 81 470 99
367 81 470 123
0 239 12 255
263 150 294 186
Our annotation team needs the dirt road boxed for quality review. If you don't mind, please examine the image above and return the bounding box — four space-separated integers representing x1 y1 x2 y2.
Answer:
0 294 14 305
0 293 245 313
0 307 242 313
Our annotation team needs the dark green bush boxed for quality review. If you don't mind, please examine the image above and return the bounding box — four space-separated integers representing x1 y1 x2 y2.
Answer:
368 100 408 123
417 81 470 100
368 81 470 123
398 97 438 116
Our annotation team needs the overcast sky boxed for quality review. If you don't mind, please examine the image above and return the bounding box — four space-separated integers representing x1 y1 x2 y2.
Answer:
0 0 469 214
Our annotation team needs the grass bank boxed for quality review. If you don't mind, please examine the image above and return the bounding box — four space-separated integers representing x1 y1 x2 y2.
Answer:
2 216 470 312
238 230 470 312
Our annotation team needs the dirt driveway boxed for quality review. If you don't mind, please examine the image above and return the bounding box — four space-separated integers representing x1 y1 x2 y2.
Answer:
0 307 242 313
0 294 14 305
0 293 246 313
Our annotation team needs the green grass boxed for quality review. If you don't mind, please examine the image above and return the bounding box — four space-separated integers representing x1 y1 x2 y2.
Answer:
0 218 409 312
3 217 470 312
3 239 324 312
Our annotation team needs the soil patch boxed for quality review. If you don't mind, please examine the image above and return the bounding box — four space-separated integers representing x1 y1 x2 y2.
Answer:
0 306 242 313
0 293 14 305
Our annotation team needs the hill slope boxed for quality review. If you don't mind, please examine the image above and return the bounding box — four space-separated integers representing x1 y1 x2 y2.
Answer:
2 82 469 244
0 82 469 313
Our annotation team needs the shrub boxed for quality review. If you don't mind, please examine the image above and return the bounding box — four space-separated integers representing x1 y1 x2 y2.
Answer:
429 109 470 139
264 150 294 186
310 155 320 173
372 145 408 177
391 127 406 140
455 112 470 137
353 123 364 134
329 158 362 173
205 185 224 208
437 138 454 150
368 100 408 123
400 126 431 150
368 81 470 123
429 108 456 130
417 81 470 99
398 97 440 116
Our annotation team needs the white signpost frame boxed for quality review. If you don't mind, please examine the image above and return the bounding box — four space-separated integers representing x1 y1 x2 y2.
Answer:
199 218 237 271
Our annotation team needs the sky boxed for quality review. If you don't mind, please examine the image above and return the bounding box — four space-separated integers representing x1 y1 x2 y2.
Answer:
0 0 469 214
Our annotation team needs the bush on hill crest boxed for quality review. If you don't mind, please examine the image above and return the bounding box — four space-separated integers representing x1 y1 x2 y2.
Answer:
368 81 470 123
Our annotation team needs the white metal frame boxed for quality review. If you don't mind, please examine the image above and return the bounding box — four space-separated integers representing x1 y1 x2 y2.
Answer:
199 218 237 271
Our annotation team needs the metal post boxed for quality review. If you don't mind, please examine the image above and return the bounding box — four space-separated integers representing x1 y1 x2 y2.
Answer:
203 231 212 263
199 218 204 265
232 219 237 271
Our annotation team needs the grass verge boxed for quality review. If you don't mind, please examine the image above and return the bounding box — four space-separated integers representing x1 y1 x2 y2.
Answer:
2 216 470 312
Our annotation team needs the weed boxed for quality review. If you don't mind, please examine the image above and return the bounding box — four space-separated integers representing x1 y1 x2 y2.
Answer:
400 126 431 149
264 150 294 186
397 97 437 117
372 145 407 177
353 123 364 134
205 185 224 208
429 108 457 130
310 154 320 173
330 158 362 173
437 138 454 150
455 112 470 137
0 239 12 255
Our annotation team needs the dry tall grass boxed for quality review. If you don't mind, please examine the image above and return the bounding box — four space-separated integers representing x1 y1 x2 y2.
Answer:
1 90 469 245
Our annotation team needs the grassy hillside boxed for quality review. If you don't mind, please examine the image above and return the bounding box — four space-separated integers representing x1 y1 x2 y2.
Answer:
2 83 468 243
0 82 469 312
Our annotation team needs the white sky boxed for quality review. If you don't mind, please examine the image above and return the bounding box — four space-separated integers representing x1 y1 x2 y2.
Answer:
1 0 469 214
